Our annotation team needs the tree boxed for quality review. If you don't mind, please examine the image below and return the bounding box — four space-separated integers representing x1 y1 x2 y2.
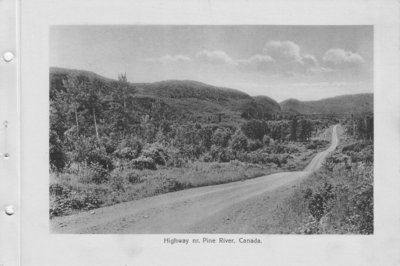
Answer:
356 118 366 140
241 120 268 140
212 128 231 147
299 119 312 141
199 126 213 150
63 75 104 142
290 117 298 141
117 73 129 112
106 73 137 134
49 130 68 171
62 76 84 137
230 131 248 151
366 116 373 140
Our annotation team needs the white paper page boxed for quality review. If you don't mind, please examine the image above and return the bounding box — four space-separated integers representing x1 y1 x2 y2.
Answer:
9 0 400 265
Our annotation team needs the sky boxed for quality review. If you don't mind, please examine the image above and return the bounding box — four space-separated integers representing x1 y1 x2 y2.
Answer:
50 26 373 101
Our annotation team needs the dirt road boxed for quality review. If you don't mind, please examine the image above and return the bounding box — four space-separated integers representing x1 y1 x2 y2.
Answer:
51 125 339 234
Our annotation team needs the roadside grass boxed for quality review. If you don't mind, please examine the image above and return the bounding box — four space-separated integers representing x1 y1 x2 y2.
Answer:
50 139 330 218
50 161 276 218
270 128 373 234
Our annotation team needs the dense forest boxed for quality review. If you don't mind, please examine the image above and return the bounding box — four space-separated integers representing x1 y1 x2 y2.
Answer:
49 68 373 225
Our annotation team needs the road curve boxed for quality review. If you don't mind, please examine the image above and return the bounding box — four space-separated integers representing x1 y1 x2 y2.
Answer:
51 125 339 234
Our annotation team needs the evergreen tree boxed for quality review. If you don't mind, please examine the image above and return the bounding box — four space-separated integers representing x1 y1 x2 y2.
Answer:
290 117 298 141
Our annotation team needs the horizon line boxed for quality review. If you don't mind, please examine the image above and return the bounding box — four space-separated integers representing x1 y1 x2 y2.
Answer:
49 66 373 103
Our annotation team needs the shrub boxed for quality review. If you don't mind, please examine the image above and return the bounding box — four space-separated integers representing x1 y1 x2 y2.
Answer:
71 137 113 171
113 137 143 160
49 183 103 218
142 143 168 165
210 145 231 162
199 126 213 150
86 149 114 171
211 128 232 148
241 120 268 140
230 131 248 152
305 182 335 222
79 162 109 184
349 182 373 234
165 147 188 168
102 134 119 155
131 156 156 170
50 130 68 171
109 173 125 192
272 144 285 154
342 141 372 153
180 144 203 159
269 155 282 167
125 170 142 184
262 135 271 146
247 140 262 152
145 173 184 194
306 140 328 150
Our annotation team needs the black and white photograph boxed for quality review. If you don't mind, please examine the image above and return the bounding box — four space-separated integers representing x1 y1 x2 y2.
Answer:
49 25 373 234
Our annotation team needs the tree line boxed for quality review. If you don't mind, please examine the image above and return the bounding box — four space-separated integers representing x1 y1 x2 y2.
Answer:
50 72 330 175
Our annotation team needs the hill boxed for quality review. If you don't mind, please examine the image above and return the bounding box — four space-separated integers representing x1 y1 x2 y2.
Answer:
280 94 373 115
253 95 283 114
50 67 281 121
50 67 114 83
50 67 372 119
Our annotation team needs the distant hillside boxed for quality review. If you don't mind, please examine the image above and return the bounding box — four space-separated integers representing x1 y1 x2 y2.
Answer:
50 67 281 121
50 67 371 119
50 67 114 83
253 96 282 114
135 80 255 119
281 94 373 115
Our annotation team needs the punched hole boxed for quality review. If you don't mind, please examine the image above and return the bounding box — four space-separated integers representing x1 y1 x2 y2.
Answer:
2 51 14 62
4 205 15 216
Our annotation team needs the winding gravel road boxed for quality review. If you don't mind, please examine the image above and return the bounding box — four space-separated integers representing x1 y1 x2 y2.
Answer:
51 125 339 234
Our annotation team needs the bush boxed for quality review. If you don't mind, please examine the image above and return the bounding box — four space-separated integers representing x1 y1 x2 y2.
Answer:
348 182 373 234
86 149 114 171
247 140 262 152
165 147 188 167
72 137 114 171
49 183 103 218
342 141 372 153
241 120 268 140
125 171 142 184
110 168 143 185
276 158 374 234
79 162 110 184
50 130 68 171
305 182 335 222
341 140 373 164
210 145 231 162
113 137 143 160
230 131 248 152
109 173 125 192
262 135 271 146
131 156 156 170
145 173 184 194
142 143 168 165
199 126 213 150
306 140 329 150
212 128 232 148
